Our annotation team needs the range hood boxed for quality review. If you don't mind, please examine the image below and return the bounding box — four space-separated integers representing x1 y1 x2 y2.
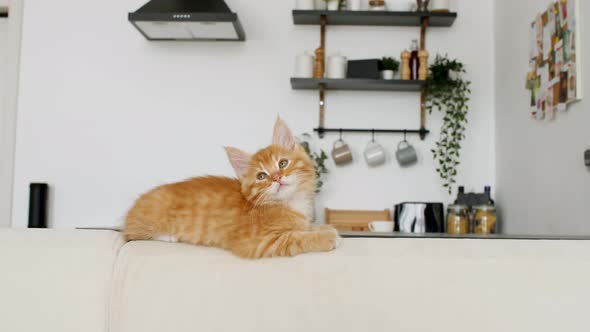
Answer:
128 0 245 41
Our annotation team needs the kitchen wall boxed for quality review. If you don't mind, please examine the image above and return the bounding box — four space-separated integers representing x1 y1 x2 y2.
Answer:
0 0 21 227
11 0 496 228
495 0 590 235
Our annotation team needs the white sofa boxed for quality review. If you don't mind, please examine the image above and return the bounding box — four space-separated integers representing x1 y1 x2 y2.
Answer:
2 229 590 332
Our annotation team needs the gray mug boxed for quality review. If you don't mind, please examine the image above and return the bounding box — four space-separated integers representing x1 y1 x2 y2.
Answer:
396 140 418 167
332 140 353 166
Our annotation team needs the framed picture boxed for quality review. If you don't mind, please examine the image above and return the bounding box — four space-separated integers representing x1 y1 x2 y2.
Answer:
526 0 582 120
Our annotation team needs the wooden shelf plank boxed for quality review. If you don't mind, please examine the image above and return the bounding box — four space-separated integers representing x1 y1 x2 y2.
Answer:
292 10 457 27
291 78 426 92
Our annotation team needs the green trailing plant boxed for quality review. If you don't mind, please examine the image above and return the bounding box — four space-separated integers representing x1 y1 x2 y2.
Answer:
298 134 329 193
381 57 400 72
425 54 471 194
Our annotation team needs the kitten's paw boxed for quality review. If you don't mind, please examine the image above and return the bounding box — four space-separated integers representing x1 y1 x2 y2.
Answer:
153 234 178 243
334 234 343 248
311 223 338 232
322 228 341 250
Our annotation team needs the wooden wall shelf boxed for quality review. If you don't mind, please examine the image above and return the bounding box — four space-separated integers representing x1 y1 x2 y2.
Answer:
291 78 426 92
292 10 458 139
293 10 457 27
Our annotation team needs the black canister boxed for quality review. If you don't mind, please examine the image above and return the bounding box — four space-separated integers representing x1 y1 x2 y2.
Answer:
28 183 48 228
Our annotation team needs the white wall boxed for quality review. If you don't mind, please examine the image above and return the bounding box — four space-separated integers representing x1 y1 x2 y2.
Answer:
495 0 590 235
0 0 21 227
12 0 495 229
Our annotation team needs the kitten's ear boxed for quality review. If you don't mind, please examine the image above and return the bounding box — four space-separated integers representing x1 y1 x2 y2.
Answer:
272 117 296 150
225 147 251 179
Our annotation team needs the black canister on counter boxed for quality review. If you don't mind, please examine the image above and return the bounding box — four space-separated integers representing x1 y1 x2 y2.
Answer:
28 183 49 228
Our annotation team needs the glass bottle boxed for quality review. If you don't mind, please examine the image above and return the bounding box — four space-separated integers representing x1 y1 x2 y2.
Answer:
410 39 420 80
484 186 495 204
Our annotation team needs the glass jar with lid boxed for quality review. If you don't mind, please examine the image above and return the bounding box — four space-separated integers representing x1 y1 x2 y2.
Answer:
473 205 497 235
446 204 469 234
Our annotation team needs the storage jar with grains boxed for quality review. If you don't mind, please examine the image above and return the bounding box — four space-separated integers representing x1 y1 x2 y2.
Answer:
446 204 469 234
473 205 497 234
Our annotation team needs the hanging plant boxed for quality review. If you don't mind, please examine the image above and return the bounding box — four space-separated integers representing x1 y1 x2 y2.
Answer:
298 133 329 193
425 54 471 194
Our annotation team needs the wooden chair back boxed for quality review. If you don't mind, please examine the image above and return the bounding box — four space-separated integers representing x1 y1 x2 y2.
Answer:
325 208 392 231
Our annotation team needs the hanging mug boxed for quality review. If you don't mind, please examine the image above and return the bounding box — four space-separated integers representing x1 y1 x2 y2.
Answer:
396 140 418 167
364 134 386 167
365 141 386 167
332 139 353 166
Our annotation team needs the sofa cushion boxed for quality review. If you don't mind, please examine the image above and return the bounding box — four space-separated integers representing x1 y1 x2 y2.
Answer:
0 229 124 332
110 238 590 332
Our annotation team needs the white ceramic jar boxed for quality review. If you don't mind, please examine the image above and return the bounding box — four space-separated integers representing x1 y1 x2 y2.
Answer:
326 54 348 79
385 0 414 11
431 0 450 12
326 0 340 10
315 0 327 9
294 52 315 78
349 0 362 11
296 0 315 10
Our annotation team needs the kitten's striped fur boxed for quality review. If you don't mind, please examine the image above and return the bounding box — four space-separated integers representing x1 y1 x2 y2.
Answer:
124 118 340 258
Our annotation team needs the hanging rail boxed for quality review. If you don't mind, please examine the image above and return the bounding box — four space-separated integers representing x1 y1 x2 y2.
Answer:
314 127 429 137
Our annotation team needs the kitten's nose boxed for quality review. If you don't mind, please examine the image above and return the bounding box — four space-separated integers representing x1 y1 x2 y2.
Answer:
272 174 282 183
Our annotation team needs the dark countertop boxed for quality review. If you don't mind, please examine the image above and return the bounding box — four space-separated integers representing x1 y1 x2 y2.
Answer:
76 227 590 241
340 231 590 241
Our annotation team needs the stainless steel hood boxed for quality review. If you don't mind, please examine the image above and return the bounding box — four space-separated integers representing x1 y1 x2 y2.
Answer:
128 0 245 41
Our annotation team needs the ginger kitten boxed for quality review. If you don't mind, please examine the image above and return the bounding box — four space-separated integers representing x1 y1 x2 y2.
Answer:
124 118 340 258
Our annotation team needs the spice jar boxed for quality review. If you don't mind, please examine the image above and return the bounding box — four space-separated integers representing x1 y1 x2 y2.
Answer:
446 204 469 234
473 205 497 235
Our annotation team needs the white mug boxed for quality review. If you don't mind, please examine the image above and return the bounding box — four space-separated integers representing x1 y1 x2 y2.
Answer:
326 54 348 79
294 52 314 78
368 221 395 233
364 141 386 167
295 0 315 10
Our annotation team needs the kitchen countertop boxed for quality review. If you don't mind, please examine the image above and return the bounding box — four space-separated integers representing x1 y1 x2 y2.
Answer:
340 231 590 241
77 227 590 241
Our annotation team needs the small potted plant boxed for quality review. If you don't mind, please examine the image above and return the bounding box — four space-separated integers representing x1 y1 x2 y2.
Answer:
324 0 341 10
380 57 400 80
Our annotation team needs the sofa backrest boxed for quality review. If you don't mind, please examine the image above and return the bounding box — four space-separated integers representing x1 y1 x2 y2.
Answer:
109 238 590 332
0 229 124 332
3 230 590 332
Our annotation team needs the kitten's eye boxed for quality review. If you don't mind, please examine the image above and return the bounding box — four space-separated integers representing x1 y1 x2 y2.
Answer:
256 172 268 181
278 159 289 169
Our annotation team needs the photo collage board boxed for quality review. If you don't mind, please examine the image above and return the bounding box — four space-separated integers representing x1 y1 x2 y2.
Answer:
526 0 582 121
